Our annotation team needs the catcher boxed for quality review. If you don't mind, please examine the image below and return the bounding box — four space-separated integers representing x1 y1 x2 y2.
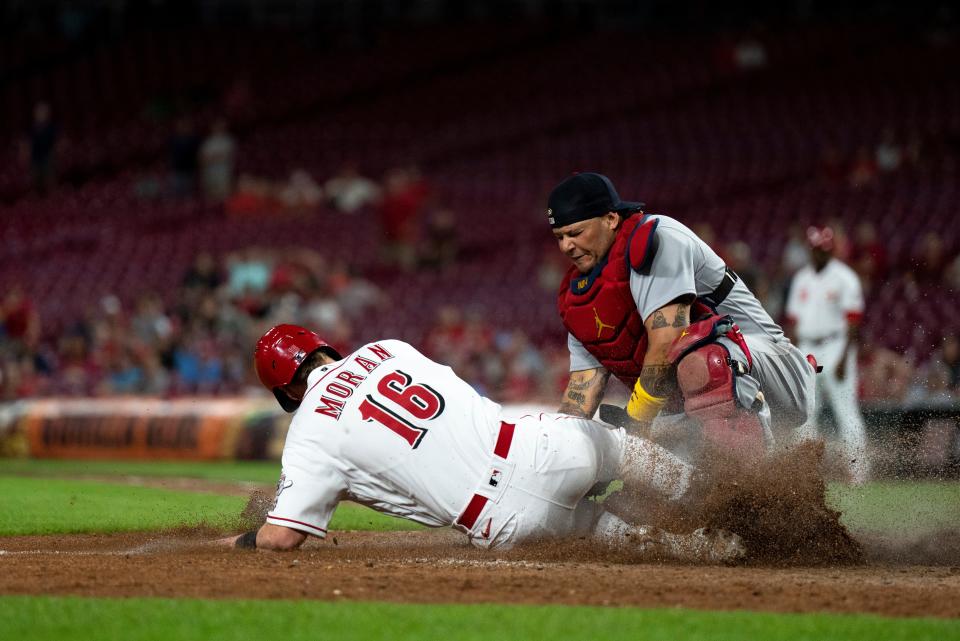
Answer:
217 324 744 562
548 172 818 458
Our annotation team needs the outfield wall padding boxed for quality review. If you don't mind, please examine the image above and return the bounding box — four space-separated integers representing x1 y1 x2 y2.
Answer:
0 398 957 476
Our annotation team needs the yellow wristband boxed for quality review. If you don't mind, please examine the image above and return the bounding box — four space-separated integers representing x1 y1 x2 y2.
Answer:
626 380 666 423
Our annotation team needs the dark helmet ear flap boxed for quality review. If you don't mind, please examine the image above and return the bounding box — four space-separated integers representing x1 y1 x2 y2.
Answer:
319 345 343 361
273 387 303 413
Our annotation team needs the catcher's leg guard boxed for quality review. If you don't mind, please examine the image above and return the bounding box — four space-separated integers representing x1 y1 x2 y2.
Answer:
676 343 765 461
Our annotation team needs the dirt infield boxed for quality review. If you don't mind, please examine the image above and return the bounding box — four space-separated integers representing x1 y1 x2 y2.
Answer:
1 529 959 617
3 443 958 618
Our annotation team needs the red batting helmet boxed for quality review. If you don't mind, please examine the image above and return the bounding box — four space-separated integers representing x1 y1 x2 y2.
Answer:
254 324 340 412
806 225 835 252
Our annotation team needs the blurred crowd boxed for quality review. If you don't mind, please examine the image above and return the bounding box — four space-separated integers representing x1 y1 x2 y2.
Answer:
3 218 960 408
7 104 960 407
0 247 569 404
24 101 459 276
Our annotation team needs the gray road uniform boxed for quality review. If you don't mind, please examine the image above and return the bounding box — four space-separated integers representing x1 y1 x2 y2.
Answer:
569 215 817 444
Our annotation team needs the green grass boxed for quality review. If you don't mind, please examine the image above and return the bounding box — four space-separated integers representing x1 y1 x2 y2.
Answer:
827 481 960 533
0 458 280 483
0 475 422 536
0 476 245 535
0 596 956 641
3 460 959 536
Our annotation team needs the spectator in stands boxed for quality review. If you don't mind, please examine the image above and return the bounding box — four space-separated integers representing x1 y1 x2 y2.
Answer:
937 334 960 392
172 329 223 394
57 332 99 396
463 308 495 349
132 171 163 201
912 366 955 406
875 127 903 173
182 252 224 291
327 260 386 320
424 305 466 365
101 348 144 396
733 34 768 70
496 329 546 403
270 249 326 303
419 208 459 271
537 246 569 294
725 240 761 293
902 132 924 168
222 76 254 125
819 146 847 185
858 335 913 404
850 222 888 292
139 351 172 396
1 285 41 352
226 174 277 216
22 101 59 193
131 293 174 348
302 292 352 347
906 337 958 407
169 116 201 197
377 166 430 271
199 118 237 203
0 353 45 400
911 233 949 283
944 252 960 290
782 224 810 276
324 162 381 213
848 147 878 189
226 248 273 298
278 169 324 212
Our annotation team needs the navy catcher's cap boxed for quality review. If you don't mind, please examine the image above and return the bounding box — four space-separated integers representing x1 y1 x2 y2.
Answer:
547 172 644 228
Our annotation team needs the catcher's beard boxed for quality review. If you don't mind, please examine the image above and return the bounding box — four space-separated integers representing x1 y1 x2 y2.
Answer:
618 434 694 502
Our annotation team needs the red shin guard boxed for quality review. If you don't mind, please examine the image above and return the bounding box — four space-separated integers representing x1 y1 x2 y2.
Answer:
676 344 765 461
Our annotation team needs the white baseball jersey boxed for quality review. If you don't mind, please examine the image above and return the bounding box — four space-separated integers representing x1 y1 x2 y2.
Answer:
267 339 503 538
569 214 785 372
785 258 864 342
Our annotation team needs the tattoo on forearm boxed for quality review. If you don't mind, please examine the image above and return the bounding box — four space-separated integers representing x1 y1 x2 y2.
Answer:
639 364 676 398
672 306 688 328
650 310 669 329
558 370 610 416
568 376 593 392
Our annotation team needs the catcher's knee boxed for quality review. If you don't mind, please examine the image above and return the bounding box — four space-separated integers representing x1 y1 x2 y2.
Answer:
676 344 765 460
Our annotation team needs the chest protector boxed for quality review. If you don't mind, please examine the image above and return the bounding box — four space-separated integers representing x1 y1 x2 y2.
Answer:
557 215 659 388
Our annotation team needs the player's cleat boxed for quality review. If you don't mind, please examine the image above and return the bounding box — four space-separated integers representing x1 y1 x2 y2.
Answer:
623 525 747 563
661 527 747 564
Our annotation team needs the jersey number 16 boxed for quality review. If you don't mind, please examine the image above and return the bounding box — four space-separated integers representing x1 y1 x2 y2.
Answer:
357 370 445 449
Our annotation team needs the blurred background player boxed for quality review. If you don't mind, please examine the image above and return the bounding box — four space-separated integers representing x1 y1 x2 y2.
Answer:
221 324 744 562
549 172 816 460
785 226 870 484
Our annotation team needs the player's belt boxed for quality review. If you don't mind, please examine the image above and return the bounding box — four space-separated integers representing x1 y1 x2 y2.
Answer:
701 267 739 309
455 421 516 531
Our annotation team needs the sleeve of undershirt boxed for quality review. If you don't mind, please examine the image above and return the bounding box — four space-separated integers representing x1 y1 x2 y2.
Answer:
568 332 602 372
784 272 802 322
266 461 348 538
630 227 699 321
842 268 865 322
